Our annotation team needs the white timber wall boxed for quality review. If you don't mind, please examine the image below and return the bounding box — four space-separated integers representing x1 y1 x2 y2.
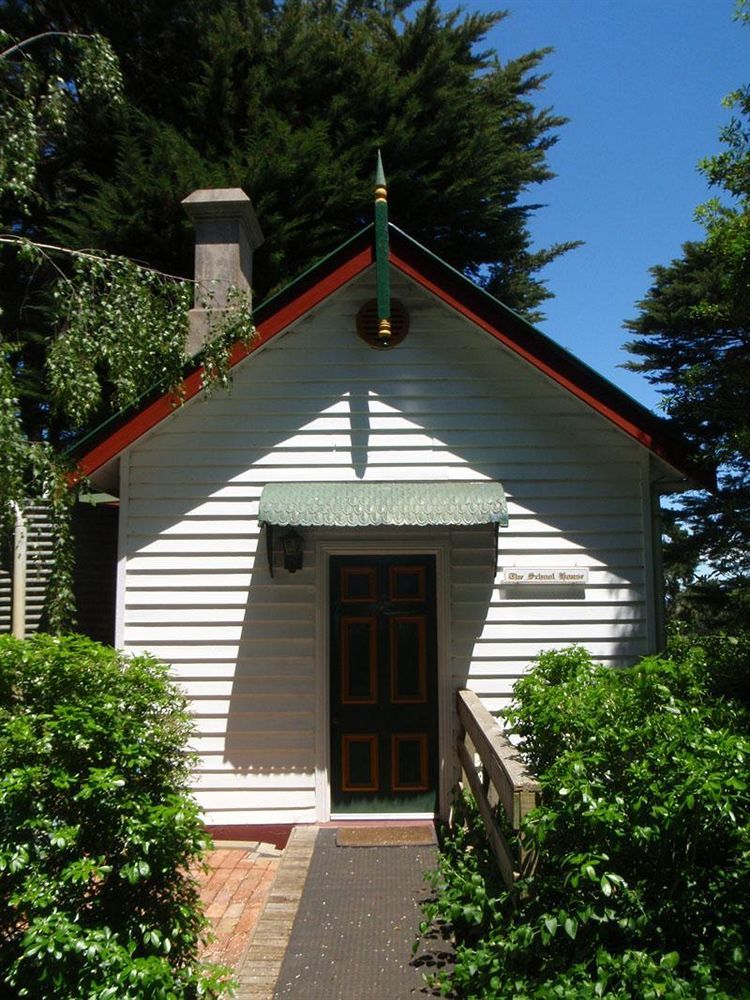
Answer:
121 267 654 825
0 502 55 636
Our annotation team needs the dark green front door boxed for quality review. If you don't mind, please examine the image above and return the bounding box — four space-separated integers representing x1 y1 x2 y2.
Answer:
330 555 438 814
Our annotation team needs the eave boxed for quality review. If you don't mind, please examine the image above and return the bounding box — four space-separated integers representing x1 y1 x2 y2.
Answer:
69 226 375 481
69 222 711 490
386 226 713 490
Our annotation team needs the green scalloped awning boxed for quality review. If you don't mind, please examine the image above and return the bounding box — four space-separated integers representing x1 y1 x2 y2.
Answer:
258 481 508 528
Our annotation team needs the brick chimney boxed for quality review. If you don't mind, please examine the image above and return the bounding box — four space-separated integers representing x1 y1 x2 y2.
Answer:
182 188 264 355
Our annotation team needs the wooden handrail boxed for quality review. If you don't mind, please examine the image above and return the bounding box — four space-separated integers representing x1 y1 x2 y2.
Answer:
456 689 541 888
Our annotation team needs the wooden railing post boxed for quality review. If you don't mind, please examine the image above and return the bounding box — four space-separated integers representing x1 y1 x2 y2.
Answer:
455 689 542 889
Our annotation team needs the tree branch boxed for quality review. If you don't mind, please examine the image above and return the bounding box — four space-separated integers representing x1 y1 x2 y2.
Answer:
0 32 96 61
0 235 194 285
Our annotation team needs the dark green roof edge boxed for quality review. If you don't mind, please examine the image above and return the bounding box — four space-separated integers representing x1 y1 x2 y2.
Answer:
68 215 708 488
389 222 534 328
387 223 709 484
67 223 375 460
388 223 657 433
256 222 373 317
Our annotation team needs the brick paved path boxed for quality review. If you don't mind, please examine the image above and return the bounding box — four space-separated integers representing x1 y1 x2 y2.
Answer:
197 843 281 969
197 827 451 999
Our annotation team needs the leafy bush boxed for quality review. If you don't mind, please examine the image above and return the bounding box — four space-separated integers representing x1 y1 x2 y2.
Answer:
423 646 750 998
0 634 230 999
667 628 750 710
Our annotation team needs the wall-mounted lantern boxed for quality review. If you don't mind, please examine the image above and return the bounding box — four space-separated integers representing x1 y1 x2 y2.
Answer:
280 529 304 573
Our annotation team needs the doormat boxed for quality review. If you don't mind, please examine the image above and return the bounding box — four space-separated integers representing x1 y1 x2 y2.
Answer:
336 825 437 847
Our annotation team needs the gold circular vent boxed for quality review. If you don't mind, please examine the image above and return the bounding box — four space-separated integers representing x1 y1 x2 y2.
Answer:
356 299 409 349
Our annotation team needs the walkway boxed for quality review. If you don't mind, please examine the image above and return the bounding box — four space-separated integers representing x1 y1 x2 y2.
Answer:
197 841 282 969
204 824 452 1000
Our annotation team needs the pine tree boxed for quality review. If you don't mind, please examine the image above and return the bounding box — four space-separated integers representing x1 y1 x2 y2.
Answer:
624 71 750 627
4 0 575 315
1 0 577 456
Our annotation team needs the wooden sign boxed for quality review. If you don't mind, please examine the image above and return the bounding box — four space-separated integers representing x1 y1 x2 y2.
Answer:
501 568 589 585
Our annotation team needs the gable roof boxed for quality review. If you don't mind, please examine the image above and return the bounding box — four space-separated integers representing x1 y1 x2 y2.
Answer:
70 223 709 488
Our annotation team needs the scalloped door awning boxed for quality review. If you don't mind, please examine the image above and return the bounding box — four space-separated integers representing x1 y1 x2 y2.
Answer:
258 481 508 528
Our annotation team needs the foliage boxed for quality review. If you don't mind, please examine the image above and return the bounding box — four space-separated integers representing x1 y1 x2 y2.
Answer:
667 627 750 710
0 352 75 628
419 791 505 955
624 29 750 617
51 0 574 313
0 24 125 462
0 241 200 629
0 27 122 210
0 24 255 627
421 646 750 998
0 354 27 527
0 0 577 451
180 0 577 314
665 567 750 635
0 633 230 999
43 247 192 427
1 1 570 626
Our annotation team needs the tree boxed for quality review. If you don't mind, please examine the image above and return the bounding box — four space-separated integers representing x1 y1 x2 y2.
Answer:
1 0 575 625
1 1 576 431
0 15 196 445
35 0 576 309
0 20 250 627
624 29 750 627
429 645 750 997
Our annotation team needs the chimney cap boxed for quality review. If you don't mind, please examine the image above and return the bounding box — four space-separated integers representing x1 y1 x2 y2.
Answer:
182 188 264 249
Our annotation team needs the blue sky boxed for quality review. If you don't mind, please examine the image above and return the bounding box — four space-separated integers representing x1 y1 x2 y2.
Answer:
456 0 749 410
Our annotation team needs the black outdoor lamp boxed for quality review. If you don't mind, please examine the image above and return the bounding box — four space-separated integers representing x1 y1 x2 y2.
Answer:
280 529 304 573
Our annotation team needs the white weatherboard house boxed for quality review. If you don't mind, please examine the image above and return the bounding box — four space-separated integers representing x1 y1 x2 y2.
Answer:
72 185 699 838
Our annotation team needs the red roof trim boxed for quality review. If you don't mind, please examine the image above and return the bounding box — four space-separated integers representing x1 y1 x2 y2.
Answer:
74 245 373 480
389 248 663 456
72 224 703 486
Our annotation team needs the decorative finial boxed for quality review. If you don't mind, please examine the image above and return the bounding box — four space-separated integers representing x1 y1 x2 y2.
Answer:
375 148 387 204
373 149 391 345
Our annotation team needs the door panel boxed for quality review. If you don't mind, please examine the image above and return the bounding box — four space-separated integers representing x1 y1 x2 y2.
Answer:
341 734 379 792
341 618 377 702
330 554 438 814
390 617 427 702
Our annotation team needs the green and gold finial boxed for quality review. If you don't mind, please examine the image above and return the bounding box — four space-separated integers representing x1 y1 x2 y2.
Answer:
374 149 391 344
374 148 388 203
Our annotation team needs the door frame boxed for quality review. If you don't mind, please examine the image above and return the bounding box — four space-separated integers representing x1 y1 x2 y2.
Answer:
314 535 452 822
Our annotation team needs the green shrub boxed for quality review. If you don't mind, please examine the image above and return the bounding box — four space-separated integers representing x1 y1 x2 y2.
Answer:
0 633 230 999
667 628 750 711
423 646 750 998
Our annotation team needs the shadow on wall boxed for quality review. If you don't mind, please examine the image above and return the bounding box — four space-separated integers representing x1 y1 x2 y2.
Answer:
222 523 497 824
71 503 118 644
121 284 651 822
223 538 316 782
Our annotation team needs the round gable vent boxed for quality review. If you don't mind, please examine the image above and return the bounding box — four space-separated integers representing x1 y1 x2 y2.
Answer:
356 299 409 349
